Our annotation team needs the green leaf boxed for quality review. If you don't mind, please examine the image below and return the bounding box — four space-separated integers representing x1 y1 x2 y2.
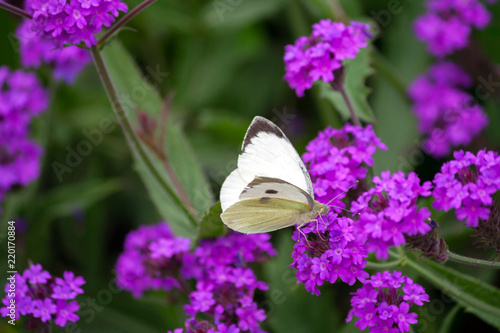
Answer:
317 45 375 123
37 178 120 219
101 42 213 238
203 0 284 29
197 202 228 240
371 0 428 174
406 257 500 328
439 304 462 333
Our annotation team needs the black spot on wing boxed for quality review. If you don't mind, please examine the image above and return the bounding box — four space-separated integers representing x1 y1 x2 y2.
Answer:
259 197 271 204
242 116 285 151
265 189 278 194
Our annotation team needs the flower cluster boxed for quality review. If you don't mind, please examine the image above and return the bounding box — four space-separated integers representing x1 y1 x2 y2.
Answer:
290 214 368 296
0 263 85 328
347 271 429 332
351 171 433 259
116 222 276 332
432 150 500 228
16 20 91 83
0 66 48 202
408 62 487 158
414 0 492 56
284 19 371 97
181 233 275 333
302 124 387 210
115 222 191 297
27 0 128 47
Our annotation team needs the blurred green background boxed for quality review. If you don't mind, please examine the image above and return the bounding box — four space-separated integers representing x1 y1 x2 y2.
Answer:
1 0 500 332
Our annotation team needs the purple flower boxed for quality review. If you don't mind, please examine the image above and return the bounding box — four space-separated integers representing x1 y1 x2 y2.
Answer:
16 20 92 83
32 298 57 322
414 0 492 56
284 20 371 97
54 271 86 296
26 0 128 47
291 214 369 296
116 222 275 332
408 62 487 158
115 222 190 297
24 263 52 284
347 271 428 332
302 124 387 210
0 66 48 201
432 149 500 228
54 300 80 326
352 171 432 259
235 303 266 332
1 264 85 328
149 237 190 259
183 233 274 331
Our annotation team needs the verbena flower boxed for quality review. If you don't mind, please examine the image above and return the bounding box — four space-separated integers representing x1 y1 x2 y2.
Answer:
408 62 487 158
432 149 500 228
116 222 276 332
283 19 371 97
0 263 85 328
351 171 433 259
302 124 387 211
27 0 128 47
414 0 492 56
181 233 275 333
16 20 91 84
115 222 190 298
0 66 48 201
347 271 429 333
290 213 369 296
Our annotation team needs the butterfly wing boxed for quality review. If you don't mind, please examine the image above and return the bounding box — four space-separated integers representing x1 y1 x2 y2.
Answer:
239 176 315 208
220 116 313 212
220 197 310 234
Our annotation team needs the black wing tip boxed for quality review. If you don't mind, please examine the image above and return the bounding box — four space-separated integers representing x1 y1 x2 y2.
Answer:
242 116 285 151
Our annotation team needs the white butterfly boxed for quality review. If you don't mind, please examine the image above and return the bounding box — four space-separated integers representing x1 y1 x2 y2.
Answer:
220 116 329 234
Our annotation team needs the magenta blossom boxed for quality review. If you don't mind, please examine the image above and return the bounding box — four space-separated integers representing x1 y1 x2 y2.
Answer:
284 19 371 97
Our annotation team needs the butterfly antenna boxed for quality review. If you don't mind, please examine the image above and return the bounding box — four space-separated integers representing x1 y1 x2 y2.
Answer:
325 180 360 206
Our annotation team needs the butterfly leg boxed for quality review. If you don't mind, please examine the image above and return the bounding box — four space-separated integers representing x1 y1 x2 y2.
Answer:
313 219 326 241
296 223 312 248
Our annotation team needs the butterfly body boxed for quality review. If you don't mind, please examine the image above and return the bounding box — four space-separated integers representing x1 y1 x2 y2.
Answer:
219 117 329 234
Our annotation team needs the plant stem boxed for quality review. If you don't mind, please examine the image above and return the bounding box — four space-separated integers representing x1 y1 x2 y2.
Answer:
90 46 198 228
97 0 157 48
366 259 403 270
140 133 197 217
337 84 361 127
372 51 408 97
329 0 349 23
446 250 500 269
405 256 500 317
0 1 32 19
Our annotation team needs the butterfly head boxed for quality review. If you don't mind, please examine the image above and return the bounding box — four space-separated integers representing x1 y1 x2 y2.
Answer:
312 201 330 217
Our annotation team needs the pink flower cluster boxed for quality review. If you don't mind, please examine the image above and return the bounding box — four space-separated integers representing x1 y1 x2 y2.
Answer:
27 0 128 47
284 20 371 97
1 264 85 327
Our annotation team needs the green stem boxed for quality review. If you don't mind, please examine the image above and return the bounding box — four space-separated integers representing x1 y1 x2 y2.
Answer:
447 250 500 269
90 46 198 228
337 83 361 127
372 51 408 97
405 256 500 317
328 0 349 23
97 0 157 48
365 259 403 270
0 1 32 19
